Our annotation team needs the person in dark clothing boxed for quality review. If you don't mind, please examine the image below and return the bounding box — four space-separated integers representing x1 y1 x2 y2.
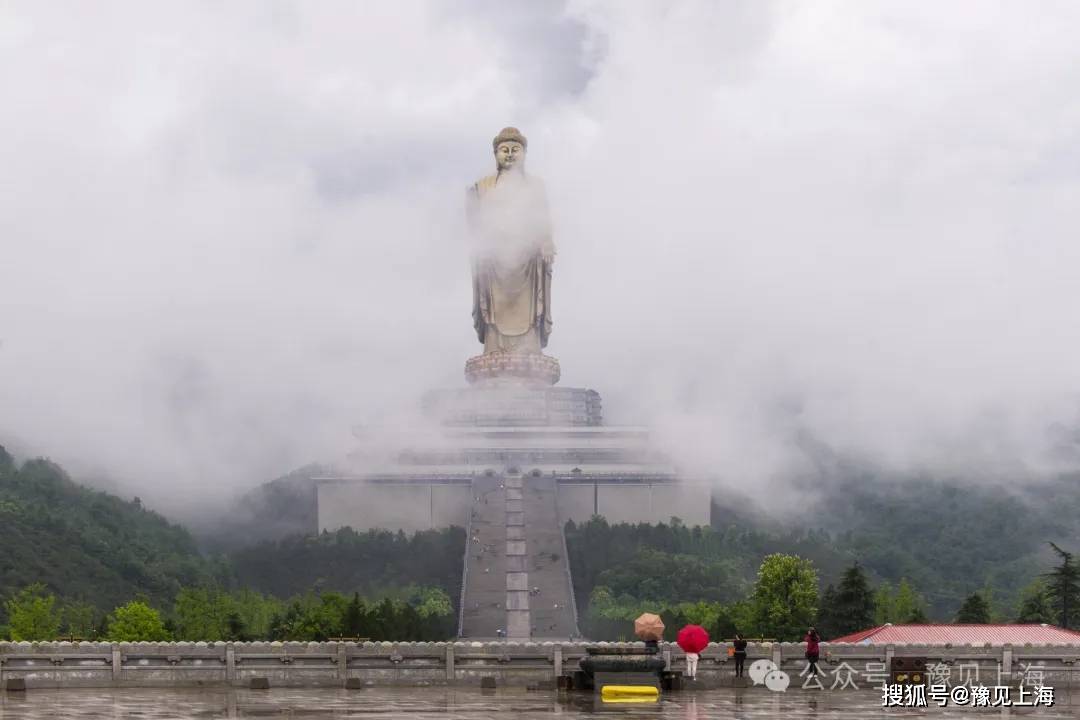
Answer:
732 633 748 677
803 627 821 676
644 638 659 654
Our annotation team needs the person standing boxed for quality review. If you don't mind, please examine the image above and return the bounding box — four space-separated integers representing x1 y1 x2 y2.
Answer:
685 650 699 680
732 633 748 678
804 627 821 676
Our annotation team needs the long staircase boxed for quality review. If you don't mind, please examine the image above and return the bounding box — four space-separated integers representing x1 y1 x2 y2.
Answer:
458 472 579 640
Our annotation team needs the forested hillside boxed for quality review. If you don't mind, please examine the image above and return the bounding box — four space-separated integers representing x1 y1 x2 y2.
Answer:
229 527 464 601
813 474 1080 616
0 446 224 612
196 465 327 550
5 438 1080 642
565 472 1080 635
0 446 462 641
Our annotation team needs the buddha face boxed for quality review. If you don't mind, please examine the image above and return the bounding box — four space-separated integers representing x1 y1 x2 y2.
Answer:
495 140 525 172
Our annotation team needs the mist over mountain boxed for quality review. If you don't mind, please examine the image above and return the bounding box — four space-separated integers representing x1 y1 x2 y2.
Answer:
2 2 1080 515
4 438 1080 634
0 446 224 613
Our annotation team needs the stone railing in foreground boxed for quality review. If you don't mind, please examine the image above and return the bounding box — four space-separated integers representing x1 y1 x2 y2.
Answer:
2 641 1079 689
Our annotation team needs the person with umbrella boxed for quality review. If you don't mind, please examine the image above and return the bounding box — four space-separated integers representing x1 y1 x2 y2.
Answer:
677 625 709 680
634 613 664 653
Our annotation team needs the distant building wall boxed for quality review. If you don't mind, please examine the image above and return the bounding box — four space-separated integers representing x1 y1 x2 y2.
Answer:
554 483 594 525
318 479 711 533
557 481 712 527
317 482 471 533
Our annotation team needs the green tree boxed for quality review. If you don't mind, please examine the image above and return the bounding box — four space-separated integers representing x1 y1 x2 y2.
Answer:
407 586 454 639
107 601 171 641
748 554 818 641
955 593 991 624
4 584 61 641
893 579 929 623
873 582 895 625
818 563 875 638
409 586 453 619
61 601 99 639
675 600 741 640
906 604 929 623
269 592 348 641
872 578 929 624
818 584 839 635
233 589 283 639
174 587 239 640
1015 579 1055 623
342 593 367 638
230 526 465 607
0 445 13 475
1043 543 1080 629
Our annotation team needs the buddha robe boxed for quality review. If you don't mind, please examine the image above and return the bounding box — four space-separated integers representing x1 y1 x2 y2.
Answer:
466 171 554 354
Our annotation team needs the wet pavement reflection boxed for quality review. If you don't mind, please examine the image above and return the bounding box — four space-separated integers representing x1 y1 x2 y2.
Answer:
0 686 1074 719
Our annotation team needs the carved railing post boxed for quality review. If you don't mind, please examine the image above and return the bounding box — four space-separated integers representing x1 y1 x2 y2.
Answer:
111 645 122 682
225 644 236 683
337 643 348 682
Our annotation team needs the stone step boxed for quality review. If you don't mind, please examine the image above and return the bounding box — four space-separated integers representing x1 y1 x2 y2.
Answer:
459 473 580 640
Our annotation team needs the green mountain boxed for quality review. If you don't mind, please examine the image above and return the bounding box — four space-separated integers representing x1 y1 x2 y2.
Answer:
811 473 1080 617
0 445 224 614
564 472 1080 623
5 437 1080 631
195 465 327 551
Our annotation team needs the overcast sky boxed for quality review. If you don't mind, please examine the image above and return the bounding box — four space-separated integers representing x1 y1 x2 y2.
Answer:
2 1 1079 514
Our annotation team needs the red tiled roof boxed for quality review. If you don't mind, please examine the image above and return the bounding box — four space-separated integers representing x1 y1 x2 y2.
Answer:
830 624 1080 645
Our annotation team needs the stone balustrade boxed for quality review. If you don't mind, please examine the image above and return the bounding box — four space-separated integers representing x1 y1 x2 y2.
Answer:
1 641 1078 689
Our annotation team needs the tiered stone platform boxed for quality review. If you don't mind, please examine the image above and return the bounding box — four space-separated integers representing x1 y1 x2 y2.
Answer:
315 353 712 641
422 386 601 427
464 351 560 387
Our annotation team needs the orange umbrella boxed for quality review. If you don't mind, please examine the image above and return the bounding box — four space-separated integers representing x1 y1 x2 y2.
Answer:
634 612 665 641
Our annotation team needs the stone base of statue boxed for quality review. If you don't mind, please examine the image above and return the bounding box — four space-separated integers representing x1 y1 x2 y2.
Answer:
464 350 560 387
422 385 602 427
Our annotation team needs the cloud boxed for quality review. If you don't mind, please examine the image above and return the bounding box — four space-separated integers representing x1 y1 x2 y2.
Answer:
1 1 1079 516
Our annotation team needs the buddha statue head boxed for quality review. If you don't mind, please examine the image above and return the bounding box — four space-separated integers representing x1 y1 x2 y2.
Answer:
493 127 527 174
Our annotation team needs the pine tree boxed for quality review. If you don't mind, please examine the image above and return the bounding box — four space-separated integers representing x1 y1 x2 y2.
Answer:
893 579 929 623
906 605 929 623
817 584 840 638
873 582 895 625
342 593 367 638
1043 543 1080 629
955 593 991 624
1015 579 1054 624
818 563 875 638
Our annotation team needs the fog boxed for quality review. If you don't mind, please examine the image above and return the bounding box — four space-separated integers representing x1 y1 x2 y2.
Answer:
2 1 1079 517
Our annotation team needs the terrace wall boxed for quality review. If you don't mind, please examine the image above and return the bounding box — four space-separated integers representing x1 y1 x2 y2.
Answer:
2 641 1078 689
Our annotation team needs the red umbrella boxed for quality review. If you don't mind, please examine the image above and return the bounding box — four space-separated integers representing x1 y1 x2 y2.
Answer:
676 624 709 654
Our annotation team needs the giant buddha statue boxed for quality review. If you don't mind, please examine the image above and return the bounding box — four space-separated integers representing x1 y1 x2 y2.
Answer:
464 127 559 386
